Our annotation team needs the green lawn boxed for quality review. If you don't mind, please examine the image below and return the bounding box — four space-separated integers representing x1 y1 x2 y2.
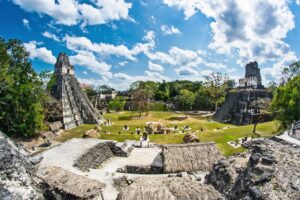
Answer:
56 111 279 156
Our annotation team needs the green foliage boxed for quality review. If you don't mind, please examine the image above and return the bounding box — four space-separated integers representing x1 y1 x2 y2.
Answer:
39 70 56 92
131 88 151 116
83 85 96 99
204 72 230 110
195 86 214 111
108 97 126 112
179 89 195 116
150 102 167 111
0 38 45 137
271 76 300 128
282 61 300 84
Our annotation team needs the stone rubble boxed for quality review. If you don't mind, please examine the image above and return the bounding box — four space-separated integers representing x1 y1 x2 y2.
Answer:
0 131 43 200
206 138 300 200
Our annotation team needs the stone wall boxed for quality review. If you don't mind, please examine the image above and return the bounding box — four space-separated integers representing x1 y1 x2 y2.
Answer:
213 89 273 125
73 142 114 171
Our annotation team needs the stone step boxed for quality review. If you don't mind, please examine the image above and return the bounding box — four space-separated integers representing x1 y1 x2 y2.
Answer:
76 119 84 126
64 120 77 130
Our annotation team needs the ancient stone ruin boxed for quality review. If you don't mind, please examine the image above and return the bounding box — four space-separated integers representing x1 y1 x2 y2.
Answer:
206 138 300 199
214 61 273 125
238 61 263 89
51 52 104 129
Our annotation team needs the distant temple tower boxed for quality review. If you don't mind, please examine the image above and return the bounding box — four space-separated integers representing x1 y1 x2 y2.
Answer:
238 61 263 88
213 61 272 125
52 53 104 129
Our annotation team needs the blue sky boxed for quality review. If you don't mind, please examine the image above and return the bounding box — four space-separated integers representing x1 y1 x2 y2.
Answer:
0 0 300 90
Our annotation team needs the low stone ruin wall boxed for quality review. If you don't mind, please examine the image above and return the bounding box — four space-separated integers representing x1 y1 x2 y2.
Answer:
39 166 105 200
73 142 114 171
73 140 135 171
117 165 163 174
108 140 135 157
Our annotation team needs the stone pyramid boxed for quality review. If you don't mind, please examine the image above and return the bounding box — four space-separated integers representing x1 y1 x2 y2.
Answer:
52 52 104 129
213 62 272 125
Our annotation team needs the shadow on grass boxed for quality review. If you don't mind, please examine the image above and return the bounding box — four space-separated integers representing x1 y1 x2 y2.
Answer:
166 116 186 121
118 116 134 120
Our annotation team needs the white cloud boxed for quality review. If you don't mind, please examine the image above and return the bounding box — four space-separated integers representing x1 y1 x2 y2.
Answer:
175 67 198 76
161 24 181 35
79 0 132 26
83 70 88 75
261 51 298 83
12 0 132 26
113 71 169 90
65 35 137 61
296 0 300 5
23 41 56 64
118 61 128 67
148 61 164 72
163 0 296 65
143 30 155 43
22 18 30 29
42 31 61 42
69 51 112 78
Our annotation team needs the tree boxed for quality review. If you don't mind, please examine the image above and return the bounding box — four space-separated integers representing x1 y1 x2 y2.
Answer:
0 38 45 137
178 89 195 118
267 81 277 93
131 89 151 117
95 85 115 93
195 86 214 111
204 72 230 111
271 76 300 128
281 61 300 84
108 97 126 112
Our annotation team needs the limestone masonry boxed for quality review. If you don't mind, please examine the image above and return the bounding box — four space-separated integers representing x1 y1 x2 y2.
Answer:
214 61 273 125
52 52 104 129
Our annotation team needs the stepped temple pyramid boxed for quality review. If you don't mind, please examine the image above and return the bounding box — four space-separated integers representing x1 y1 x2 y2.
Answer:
214 61 273 125
51 53 104 129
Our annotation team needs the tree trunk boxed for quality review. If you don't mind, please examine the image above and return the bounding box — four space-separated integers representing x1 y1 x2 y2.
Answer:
253 123 257 134
185 104 188 119
215 102 218 111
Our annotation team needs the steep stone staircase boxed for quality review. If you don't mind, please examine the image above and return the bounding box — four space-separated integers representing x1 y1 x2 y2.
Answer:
62 76 84 130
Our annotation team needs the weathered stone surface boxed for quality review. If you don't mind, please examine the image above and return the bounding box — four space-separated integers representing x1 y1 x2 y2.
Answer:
183 132 200 143
245 61 262 79
206 138 300 200
117 177 224 200
214 62 272 125
117 165 163 174
83 128 99 138
0 131 43 200
162 143 223 173
289 120 300 140
38 166 105 200
73 142 114 171
108 140 135 157
48 121 62 132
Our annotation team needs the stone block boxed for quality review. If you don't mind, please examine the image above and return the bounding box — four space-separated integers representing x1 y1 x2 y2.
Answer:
48 121 62 132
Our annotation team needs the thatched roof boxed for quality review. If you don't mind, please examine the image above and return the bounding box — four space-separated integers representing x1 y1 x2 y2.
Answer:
162 143 223 173
116 177 224 200
41 166 105 199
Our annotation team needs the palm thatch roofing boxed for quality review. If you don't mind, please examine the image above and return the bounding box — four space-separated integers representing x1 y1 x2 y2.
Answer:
116 177 224 200
162 143 223 173
41 166 105 199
